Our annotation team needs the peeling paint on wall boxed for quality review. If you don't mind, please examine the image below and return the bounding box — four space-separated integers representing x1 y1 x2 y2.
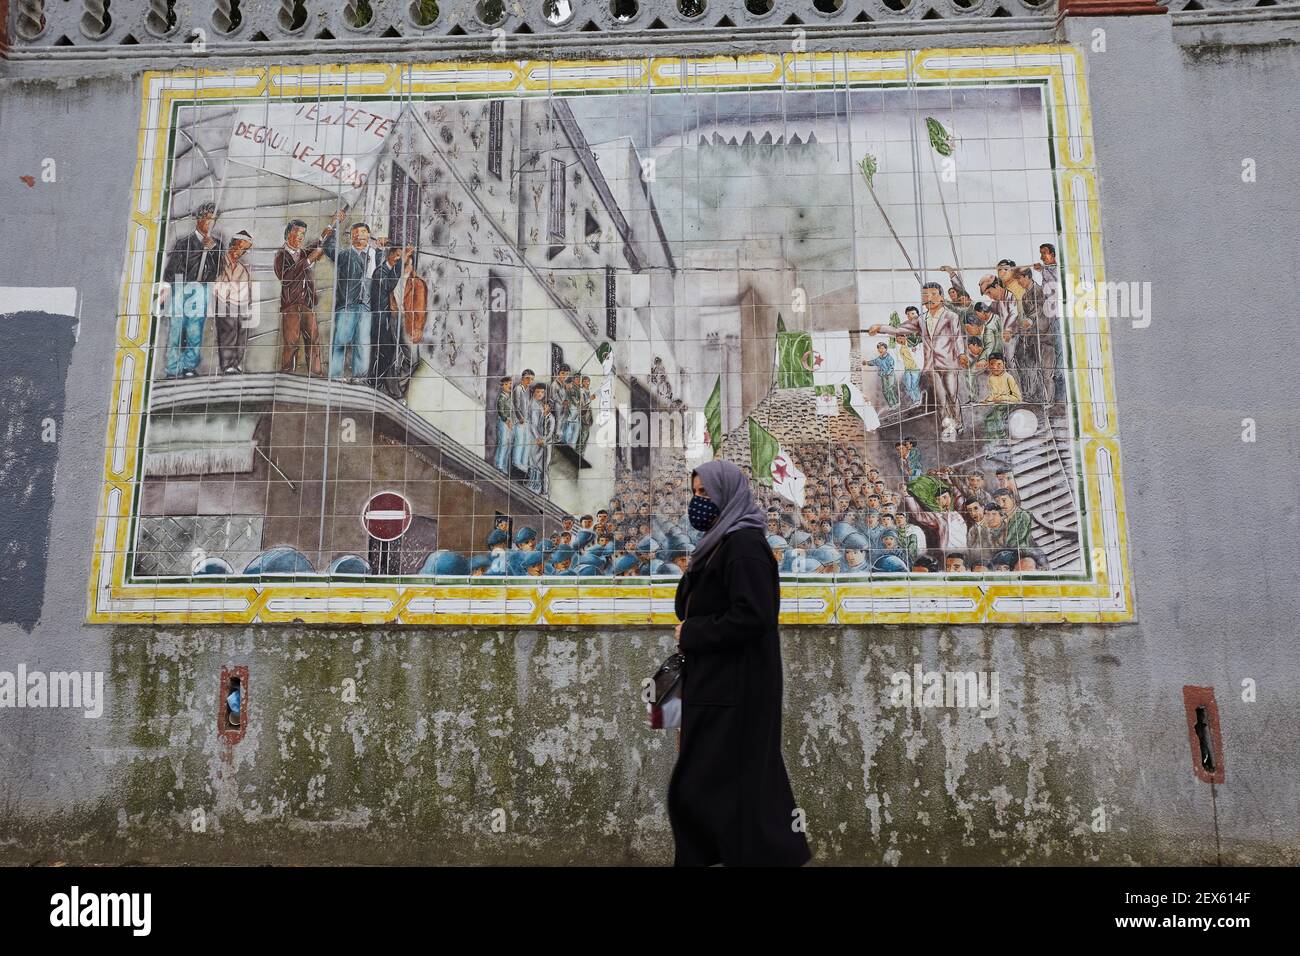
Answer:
0 303 79 630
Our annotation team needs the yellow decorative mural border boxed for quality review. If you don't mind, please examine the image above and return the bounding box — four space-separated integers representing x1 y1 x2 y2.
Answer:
88 44 1134 626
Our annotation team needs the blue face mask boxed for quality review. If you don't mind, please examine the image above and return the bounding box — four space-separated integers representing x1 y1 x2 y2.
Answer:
688 495 720 532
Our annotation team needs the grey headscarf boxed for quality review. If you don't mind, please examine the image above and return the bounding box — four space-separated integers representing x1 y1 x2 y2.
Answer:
687 460 767 568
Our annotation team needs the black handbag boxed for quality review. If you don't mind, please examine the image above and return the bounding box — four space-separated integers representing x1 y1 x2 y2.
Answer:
648 652 684 729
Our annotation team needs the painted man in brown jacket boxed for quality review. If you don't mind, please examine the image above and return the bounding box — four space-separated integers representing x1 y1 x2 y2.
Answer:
274 213 342 375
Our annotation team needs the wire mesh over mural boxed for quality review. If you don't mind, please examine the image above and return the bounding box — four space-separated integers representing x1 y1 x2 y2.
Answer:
90 48 1134 625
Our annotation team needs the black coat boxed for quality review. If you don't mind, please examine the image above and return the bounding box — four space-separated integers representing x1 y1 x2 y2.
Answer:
669 525 811 867
163 231 224 286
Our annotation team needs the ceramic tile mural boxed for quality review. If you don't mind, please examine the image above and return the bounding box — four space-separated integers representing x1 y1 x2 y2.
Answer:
90 47 1133 625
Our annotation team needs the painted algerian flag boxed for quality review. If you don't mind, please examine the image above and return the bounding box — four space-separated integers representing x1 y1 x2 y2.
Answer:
749 418 806 507
814 385 840 417
702 375 722 457
776 329 852 389
811 331 851 386
776 328 814 388
839 382 881 433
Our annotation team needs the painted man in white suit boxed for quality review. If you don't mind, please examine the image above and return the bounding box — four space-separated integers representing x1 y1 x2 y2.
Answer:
868 282 965 440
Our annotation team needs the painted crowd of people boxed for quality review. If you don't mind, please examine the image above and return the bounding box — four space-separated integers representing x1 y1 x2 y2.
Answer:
212 440 1052 578
741 441 1052 574
412 440 1052 577
493 364 598 495
863 243 1064 441
159 204 424 399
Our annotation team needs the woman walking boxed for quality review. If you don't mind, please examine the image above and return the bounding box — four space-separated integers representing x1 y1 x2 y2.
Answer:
668 459 811 867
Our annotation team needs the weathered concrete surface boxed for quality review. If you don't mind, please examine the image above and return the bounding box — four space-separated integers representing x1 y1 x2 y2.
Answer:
2 18 1300 865
1 622 1294 865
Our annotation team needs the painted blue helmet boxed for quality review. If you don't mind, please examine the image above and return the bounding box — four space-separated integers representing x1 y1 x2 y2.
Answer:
420 550 469 575
244 547 315 575
810 546 840 568
328 554 372 575
194 556 234 575
841 532 869 551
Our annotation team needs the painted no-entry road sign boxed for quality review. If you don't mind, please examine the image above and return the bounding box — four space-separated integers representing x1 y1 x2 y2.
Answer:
362 492 412 541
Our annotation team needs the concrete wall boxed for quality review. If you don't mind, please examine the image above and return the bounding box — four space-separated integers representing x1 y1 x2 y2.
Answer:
1 16 1298 864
